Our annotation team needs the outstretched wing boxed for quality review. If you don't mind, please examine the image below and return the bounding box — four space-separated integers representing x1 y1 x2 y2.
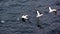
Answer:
37 11 40 15
49 7 52 11
49 7 53 13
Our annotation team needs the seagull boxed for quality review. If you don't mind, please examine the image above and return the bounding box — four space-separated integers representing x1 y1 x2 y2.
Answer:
21 15 28 22
21 15 28 19
49 7 57 15
20 15 31 23
36 11 43 17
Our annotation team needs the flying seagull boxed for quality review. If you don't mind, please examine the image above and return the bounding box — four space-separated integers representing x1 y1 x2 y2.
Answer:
21 15 28 22
49 7 57 15
34 8 44 29
17 15 28 22
36 10 43 29
21 15 28 19
21 15 31 23
36 11 43 17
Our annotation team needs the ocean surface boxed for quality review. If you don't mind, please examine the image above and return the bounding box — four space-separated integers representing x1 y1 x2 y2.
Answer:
0 0 60 34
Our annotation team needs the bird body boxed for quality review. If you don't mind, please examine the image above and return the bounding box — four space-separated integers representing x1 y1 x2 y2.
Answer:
21 15 28 19
21 15 28 22
36 11 43 17
49 7 56 13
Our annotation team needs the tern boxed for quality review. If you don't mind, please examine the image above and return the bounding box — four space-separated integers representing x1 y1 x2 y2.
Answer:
36 11 43 17
49 7 57 15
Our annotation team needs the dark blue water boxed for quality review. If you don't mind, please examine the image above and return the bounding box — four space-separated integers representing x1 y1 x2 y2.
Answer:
0 0 60 34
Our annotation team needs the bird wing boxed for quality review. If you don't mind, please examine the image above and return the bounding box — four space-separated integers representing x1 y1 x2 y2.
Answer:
37 11 40 15
49 7 52 11
49 7 53 13
53 9 56 11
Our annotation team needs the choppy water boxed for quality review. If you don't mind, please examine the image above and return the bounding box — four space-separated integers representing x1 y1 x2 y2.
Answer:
0 0 60 34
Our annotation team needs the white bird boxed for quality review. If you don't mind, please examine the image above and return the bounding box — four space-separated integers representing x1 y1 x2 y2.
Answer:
21 15 28 19
49 7 57 13
36 11 43 17
21 15 28 22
